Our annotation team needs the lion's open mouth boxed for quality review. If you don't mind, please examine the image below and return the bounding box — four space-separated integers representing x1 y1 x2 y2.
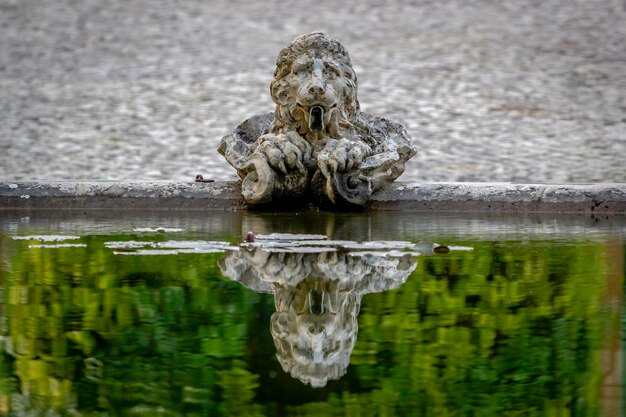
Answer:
299 103 337 134
309 106 324 133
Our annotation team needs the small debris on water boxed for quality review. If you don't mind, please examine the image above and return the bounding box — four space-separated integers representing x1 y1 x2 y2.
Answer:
105 241 152 249
342 241 418 251
115 249 181 256
106 239 238 255
29 243 87 249
8 183 18 189
110 248 137 253
265 246 337 253
132 227 185 233
156 240 237 250
433 245 450 254
253 233 328 241
447 245 474 251
349 250 421 258
113 247 230 256
195 174 214 183
242 234 432 257
13 235 81 242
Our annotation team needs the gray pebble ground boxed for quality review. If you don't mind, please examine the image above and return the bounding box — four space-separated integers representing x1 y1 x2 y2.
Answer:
1 0 625 183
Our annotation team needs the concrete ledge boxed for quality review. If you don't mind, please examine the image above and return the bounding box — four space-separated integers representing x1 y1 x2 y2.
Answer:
0 181 246 211
0 181 625 214
369 183 626 214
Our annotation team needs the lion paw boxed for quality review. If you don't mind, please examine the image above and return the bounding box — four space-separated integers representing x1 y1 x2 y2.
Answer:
317 138 371 178
254 132 312 175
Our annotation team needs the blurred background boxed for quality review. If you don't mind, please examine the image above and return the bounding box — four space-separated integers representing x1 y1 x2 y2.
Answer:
0 0 624 184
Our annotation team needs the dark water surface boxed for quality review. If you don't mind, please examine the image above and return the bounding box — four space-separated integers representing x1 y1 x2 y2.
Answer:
0 211 625 416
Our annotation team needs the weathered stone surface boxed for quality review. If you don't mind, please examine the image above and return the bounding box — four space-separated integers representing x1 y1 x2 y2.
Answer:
1 181 625 214
368 182 626 214
218 33 417 207
0 181 244 210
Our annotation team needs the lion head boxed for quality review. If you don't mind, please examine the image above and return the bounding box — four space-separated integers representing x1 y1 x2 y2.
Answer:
270 276 359 388
269 32 370 144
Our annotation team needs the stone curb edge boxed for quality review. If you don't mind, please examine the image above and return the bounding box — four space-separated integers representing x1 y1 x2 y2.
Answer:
0 181 625 214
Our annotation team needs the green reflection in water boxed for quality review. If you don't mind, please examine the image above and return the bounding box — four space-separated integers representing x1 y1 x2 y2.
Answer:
0 232 620 417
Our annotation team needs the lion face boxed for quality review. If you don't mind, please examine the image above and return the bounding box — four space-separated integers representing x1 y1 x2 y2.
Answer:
269 33 360 141
270 276 359 388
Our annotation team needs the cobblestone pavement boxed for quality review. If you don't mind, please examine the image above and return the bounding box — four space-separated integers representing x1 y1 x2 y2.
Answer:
1 0 625 183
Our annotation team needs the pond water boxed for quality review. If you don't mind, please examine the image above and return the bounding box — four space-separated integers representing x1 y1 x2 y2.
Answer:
0 211 625 416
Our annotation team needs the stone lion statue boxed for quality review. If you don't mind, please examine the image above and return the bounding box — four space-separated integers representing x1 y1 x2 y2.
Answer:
219 248 416 387
218 32 417 206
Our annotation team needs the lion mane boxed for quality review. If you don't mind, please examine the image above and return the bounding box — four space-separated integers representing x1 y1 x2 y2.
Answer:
268 32 375 146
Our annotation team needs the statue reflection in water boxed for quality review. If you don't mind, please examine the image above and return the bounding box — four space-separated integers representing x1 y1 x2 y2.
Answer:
219 242 417 387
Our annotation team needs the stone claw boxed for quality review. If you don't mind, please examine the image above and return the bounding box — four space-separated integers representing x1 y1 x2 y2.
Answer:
281 141 306 174
255 133 311 176
294 159 306 174
346 142 370 171
317 138 371 178
328 156 340 173
325 177 336 204
314 138 374 206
